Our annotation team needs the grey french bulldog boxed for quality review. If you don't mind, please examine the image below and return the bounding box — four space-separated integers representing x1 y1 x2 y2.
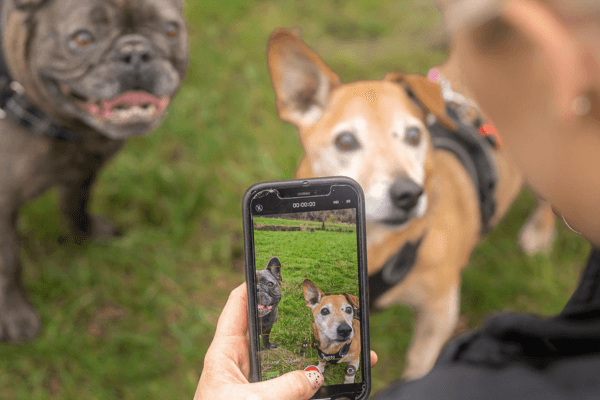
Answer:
256 256 283 349
0 0 188 342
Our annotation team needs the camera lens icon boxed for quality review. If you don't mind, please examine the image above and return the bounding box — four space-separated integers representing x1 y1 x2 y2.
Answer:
255 204 263 212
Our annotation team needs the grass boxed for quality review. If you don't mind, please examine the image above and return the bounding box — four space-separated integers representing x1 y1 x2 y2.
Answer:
1 0 591 399
254 217 360 385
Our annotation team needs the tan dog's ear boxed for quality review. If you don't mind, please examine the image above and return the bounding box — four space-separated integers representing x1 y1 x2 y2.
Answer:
385 73 456 131
268 29 340 129
303 279 324 308
342 293 359 309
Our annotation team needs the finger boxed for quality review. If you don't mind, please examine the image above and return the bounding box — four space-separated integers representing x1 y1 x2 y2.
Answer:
370 350 378 367
250 370 323 400
215 284 248 338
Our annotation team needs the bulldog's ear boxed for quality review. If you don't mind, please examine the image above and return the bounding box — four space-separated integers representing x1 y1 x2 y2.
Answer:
268 28 340 129
385 72 456 131
303 279 324 308
266 257 282 282
343 293 360 309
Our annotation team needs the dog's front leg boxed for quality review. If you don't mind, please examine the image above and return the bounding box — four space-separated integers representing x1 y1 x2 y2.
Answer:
261 325 277 349
60 171 120 243
344 359 359 384
0 212 41 341
403 281 461 381
317 358 326 374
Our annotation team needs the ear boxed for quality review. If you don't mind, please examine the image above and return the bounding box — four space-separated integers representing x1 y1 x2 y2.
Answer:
343 293 359 309
385 72 457 131
502 0 592 123
266 257 282 282
302 279 324 308
268 28 341 129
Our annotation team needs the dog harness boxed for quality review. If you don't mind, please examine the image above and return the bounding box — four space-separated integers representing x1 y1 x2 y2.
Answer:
317 341 352 365
0 4 81 141
369 235 425 310
427 69 498 236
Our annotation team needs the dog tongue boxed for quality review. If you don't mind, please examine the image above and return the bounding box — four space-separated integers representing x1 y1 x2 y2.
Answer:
86 91 169 121
258 305 272 311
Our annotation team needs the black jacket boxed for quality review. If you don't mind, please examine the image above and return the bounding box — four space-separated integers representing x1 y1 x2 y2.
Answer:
374 248 600 400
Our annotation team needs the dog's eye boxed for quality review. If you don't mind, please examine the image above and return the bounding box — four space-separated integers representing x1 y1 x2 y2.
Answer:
166 22 180 39
71 30 94 48
345 307 352 314
320 308 330 316
335 132 360 151
267 282 274 288
405 127 421 146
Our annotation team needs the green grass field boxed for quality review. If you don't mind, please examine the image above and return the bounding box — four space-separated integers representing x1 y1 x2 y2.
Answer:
0 0 591 399
254 218 360 385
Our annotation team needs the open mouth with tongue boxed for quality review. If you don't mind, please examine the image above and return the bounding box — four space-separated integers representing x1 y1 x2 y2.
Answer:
258 303 275 317
85 91 170 124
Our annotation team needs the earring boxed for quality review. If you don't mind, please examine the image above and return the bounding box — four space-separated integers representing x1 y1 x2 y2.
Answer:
562 215 582 235
572 95 591 116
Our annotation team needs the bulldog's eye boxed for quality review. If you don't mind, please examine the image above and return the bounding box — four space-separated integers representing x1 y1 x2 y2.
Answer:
320 308 330 316
335 132 360 151
166 22 180 38
405 127 421 146
345 307 352 314
267 282 274 288
71 30 94 48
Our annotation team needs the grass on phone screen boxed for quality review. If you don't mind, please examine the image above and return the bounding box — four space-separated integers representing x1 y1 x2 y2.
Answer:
254 218 361 385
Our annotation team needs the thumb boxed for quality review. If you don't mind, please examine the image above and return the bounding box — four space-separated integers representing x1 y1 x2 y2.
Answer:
251 370 323 400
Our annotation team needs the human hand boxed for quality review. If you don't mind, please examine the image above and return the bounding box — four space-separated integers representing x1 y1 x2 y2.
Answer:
194 283 378 400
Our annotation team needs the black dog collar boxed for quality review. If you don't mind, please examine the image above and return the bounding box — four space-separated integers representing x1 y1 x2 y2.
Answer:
0 5 81 141
317 341 352 365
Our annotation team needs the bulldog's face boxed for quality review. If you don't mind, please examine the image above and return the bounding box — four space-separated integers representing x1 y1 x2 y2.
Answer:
256 257 282 318
21 0 188 139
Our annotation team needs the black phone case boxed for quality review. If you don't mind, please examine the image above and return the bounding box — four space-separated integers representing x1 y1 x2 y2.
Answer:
242 176 371 400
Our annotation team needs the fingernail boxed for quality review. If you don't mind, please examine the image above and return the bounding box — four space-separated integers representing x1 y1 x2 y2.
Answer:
304 370 324 389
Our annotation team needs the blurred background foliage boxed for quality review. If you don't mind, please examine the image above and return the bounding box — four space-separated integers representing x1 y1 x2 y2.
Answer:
1 0 589 398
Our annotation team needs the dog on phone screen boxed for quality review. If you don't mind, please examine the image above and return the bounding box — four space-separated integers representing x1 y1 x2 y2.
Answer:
303 279 361 384
257 256 283 349
0 0 188 342
268 29 555 380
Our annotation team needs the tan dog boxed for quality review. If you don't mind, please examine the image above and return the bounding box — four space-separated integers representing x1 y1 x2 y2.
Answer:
268 29 555 380
303 279 361 384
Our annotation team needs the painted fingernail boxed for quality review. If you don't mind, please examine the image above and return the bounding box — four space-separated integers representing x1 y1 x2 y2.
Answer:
304 370 324 389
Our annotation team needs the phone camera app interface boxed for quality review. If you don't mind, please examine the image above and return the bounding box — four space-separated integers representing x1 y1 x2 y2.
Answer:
253 208 361 386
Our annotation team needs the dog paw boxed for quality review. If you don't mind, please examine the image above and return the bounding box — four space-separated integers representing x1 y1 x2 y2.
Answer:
0 290 41 342
519 209 556 255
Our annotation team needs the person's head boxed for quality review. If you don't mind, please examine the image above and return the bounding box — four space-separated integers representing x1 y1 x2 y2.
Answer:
436 0 600 245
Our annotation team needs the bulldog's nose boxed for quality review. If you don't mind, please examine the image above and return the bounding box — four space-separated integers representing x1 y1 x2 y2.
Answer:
117 36 154 66
337 323 352 338
389 177 423 211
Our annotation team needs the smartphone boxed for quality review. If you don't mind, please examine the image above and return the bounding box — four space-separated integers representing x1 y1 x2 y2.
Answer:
243 177 370 400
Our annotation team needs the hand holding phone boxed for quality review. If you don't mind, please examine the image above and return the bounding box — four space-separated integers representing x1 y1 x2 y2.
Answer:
194 284 325 400
243 177 371 400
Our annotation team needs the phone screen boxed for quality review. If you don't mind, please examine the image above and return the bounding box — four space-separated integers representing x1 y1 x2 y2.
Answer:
248 183 367 397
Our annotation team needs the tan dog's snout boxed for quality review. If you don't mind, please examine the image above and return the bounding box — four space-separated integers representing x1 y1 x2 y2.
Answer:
390 176 424 212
